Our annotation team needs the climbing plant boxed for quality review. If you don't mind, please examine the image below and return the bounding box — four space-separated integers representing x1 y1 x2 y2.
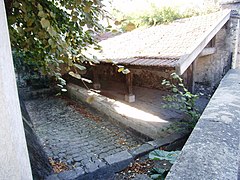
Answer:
5 0 106 86
162 73 200 130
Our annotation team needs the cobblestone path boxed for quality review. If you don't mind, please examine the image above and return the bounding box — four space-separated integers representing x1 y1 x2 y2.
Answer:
25 96 143 170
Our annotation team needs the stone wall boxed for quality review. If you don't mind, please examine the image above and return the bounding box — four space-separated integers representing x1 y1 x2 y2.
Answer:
80 64 175 90
194 25 232 89
19 97 53 179
130 67 175 90
221 0 240 68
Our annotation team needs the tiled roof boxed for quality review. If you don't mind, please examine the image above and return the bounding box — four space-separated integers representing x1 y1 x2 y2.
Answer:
94 10 230 69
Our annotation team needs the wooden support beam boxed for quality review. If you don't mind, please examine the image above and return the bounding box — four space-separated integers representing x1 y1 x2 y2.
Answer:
125 72 135 103
93 66 101 90
186 63 193 93
192 60 197 93
126 72 133 95
176 10 231 75
199 47 216 57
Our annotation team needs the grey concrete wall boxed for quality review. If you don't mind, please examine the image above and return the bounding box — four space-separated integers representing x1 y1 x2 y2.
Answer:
194 26 232 88
0 2 32 180
166 69 240 179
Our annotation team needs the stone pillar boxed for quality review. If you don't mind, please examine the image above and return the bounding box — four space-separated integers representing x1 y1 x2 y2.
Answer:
221 0 240 68
0 1 32 180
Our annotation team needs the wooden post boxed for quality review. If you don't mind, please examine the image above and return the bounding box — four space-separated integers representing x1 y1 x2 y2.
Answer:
0 1 32 179
93 66 101 90
125 72 135 102
186 63 193 93
192 60 197 93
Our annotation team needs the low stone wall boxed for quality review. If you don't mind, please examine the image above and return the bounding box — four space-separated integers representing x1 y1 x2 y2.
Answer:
166 69 240 179
67 83 171 139
194 26 232 88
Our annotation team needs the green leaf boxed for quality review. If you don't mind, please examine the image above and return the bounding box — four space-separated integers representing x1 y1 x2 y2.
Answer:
124 22 136 32
76 0 82 5
112 29 118 33
86 95 95 104
84 5 91 13
122 69 130 74
69 71 81 79
73 63 86 71
38 11 46 18
114 21 121 25
171 73 179 79
105 59 113 63
72 16 78 22
47 27 57 37
37 4 43 11
118 67 124 73
149 150 180 164
40 18 50 29
172 87 178 93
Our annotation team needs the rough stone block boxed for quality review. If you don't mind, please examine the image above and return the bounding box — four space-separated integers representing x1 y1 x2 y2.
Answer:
133 174 152 180
57 170 78 180
104 150 133 172
46 174 60 180
85 159 106 173
129 143 154 158
124 94 135 103
147 133 184 148
74 167 85 178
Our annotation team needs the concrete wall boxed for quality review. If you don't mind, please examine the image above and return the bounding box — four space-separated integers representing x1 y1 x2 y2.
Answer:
194 25 232 88
166 69 240 180
0 2 32 179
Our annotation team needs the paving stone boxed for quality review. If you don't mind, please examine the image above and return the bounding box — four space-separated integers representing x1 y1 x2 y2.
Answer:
57 170 77 180
46 174 60 180
104 150 133 172
25 97 143 172
73 162 82 167
73 156 83 162
132 174 152 180
74 167 85 177
129 143 154 158
85 159 107 173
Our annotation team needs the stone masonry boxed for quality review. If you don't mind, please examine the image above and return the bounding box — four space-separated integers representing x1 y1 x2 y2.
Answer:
25 96 143 172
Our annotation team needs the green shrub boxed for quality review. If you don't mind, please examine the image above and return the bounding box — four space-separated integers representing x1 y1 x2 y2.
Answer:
161 73 200 131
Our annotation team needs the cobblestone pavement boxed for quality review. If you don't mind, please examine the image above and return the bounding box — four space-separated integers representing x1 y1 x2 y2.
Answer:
25 96 144 170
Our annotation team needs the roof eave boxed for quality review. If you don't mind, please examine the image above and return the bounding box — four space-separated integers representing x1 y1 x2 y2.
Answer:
176 10 231 75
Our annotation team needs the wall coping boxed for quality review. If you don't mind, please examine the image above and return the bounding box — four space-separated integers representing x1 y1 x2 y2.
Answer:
166 69 240 179
221 0 240 5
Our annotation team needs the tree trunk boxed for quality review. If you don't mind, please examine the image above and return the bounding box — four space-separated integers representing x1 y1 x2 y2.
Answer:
4 0 13 16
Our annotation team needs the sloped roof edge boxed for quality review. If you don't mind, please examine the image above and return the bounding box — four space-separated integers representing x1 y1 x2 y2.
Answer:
176 10 231 75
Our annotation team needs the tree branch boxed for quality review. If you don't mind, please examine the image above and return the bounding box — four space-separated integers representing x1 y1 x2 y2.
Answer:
4 0 14 16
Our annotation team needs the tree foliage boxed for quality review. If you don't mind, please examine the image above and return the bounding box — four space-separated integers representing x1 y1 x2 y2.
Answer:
5 0 105 83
